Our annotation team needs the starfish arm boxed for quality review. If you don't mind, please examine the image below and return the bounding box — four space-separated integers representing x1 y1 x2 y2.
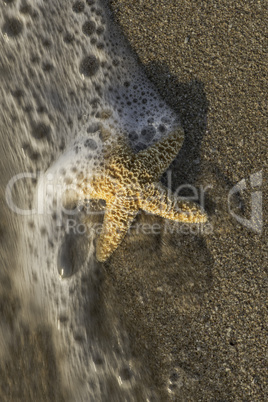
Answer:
72 172 106 201
139 183 207 223
136 127 185 180
96 200 138 262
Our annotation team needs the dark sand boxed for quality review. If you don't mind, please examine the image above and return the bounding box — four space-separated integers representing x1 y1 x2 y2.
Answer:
0 1 267 401
105 1 267 400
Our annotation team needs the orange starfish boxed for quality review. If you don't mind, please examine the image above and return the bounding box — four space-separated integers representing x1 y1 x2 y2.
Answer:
79 126 207 262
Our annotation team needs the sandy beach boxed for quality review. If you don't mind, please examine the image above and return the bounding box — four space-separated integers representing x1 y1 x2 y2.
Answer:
0 0 267 400
107 1 267 400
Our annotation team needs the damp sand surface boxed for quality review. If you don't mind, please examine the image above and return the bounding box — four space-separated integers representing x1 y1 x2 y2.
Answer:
0 1 267 401
107 1 267 400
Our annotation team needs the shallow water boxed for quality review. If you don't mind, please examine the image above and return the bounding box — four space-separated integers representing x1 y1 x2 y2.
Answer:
0 0 179 400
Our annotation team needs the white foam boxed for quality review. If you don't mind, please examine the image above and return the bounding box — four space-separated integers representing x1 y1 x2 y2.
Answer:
1 0 178 399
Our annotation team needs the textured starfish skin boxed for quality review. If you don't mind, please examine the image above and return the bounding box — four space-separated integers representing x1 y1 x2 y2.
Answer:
80 127 207 262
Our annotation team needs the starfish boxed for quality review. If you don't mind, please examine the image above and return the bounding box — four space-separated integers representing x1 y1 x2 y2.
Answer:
79 126 207 262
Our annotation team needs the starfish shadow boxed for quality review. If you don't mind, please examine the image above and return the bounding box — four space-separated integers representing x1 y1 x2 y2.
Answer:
100 63 216 397
142 62 208 185
145 63 245 226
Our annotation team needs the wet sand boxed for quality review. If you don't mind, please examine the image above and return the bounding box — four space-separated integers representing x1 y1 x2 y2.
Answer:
106 1 267 400
0 1 267 401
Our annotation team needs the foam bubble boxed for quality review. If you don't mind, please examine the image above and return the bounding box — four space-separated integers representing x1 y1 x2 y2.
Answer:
31 122 51 140
158 124 166 133
119 367 133 382
92 354 104 365
79 54 100 77
84 138 98 150
42 62 54 72
3 17 23 37
63 32 74 43
141 126 156 142
20 3 33 16
58 234 79 278
129 131 138 142
96 26 104 35
72 1 85 13
82 20 96 36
